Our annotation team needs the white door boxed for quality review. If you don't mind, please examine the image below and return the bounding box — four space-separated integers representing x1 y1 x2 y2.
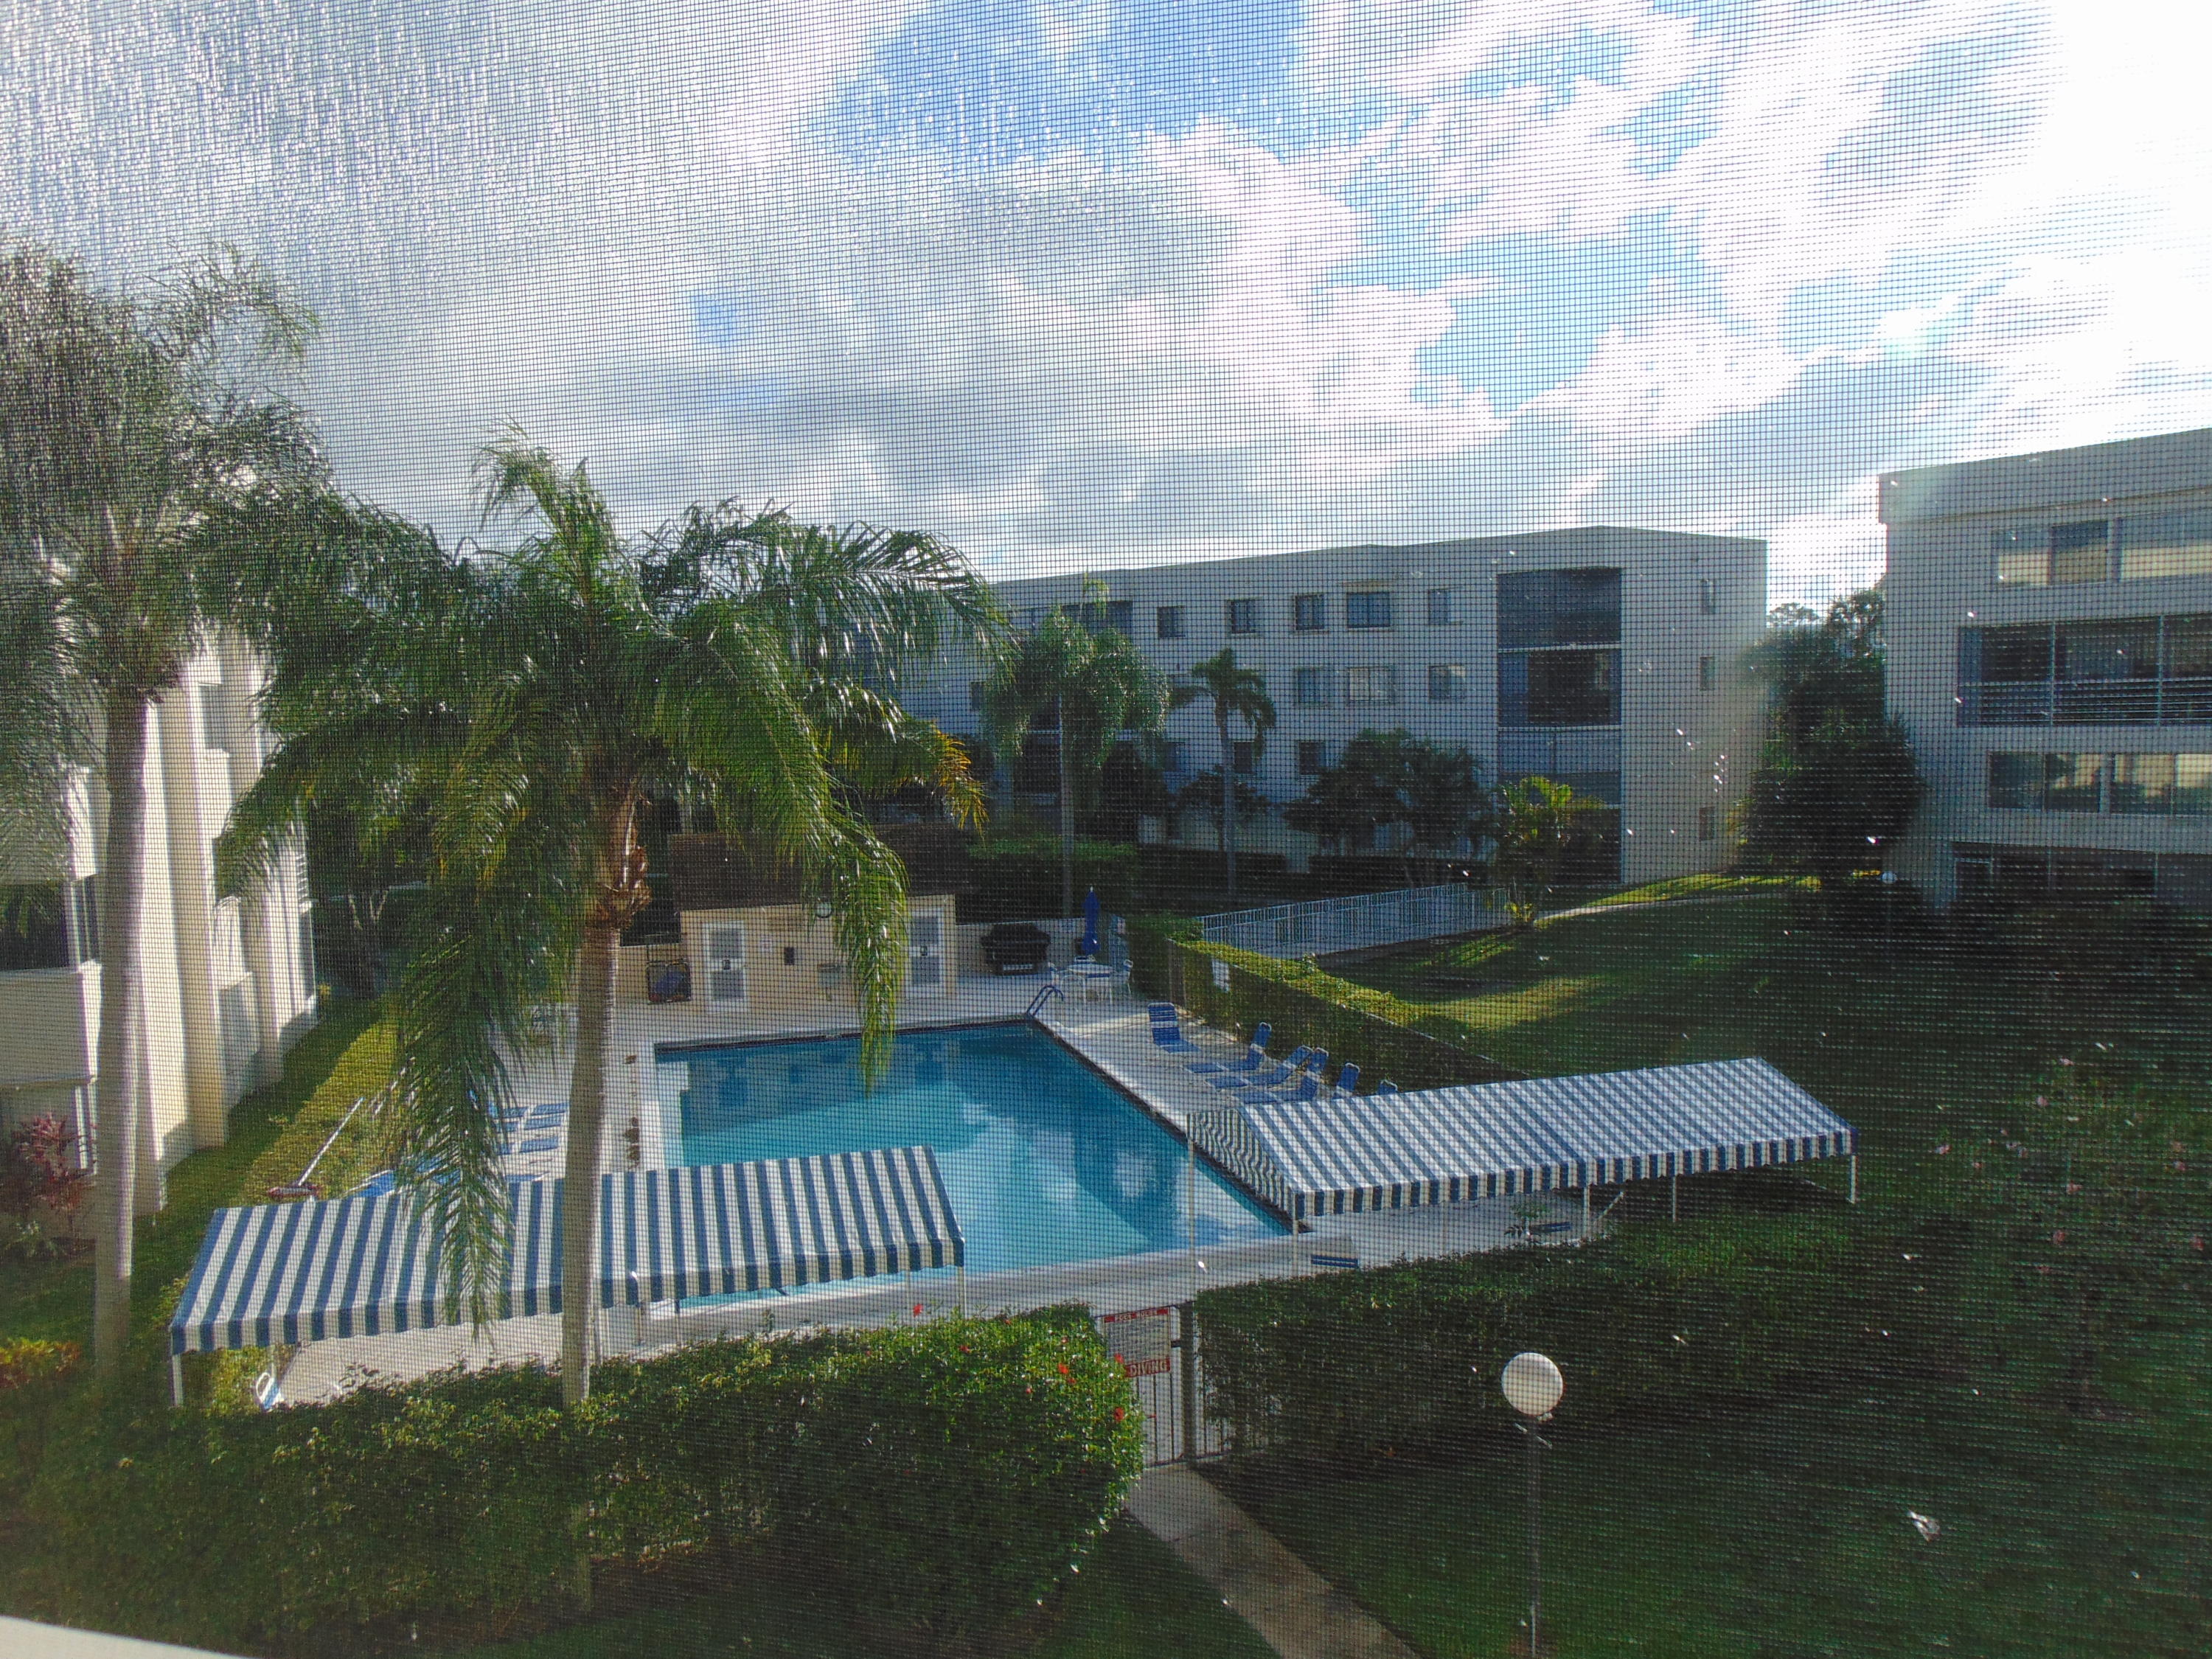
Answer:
908 911 945 993
705 924 746 1003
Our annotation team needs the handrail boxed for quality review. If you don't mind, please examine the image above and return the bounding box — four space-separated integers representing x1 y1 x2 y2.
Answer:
265 1082 393 1201
1023 981 1065 1019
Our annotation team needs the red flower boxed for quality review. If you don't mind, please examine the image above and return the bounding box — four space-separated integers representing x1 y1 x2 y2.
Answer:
912 1303 924 1318
1112 1406 1126 1422
2051 1230 2067 1245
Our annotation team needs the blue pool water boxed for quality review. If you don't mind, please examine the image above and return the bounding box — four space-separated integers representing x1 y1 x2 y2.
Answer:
664 1022 1284 1274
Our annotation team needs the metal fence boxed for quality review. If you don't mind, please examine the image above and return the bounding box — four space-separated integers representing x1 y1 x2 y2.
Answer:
1194 882 1506 959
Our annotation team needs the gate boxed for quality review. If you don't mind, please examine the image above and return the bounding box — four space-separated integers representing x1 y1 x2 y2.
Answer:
1104 1302 1231 1467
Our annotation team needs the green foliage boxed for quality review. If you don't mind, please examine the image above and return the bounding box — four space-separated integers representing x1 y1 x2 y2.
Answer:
30 1312 1140 1653
1281 728 1493 879
1738 588 1924 886
1174 942 1520 1091
1494 774 1610 924
1198 1213 1930 1467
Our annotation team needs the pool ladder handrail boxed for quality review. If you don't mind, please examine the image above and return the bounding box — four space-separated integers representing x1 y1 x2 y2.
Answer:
1023 980 1065 1019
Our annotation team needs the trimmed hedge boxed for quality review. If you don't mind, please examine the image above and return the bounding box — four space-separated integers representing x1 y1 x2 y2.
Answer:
32 1310 1142 1653
1171 941 1521 1091
1197 1214 1946 1468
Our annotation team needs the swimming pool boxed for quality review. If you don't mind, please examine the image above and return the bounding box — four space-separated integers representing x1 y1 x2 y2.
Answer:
661 1022 1284 1275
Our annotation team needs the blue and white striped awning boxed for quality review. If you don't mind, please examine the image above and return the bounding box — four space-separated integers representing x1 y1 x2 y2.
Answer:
170 1146 964 1355
1192 1058 1854 1221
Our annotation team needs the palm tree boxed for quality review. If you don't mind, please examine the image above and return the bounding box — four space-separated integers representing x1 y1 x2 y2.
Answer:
978 598 1172 918
1182 648 1276 906
219 435 999 1405
0 243 320 1374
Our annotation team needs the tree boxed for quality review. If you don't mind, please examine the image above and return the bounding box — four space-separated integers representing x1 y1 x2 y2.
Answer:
1738 586 1923 888
1180 647 1276 906
1282 728 1492 884
1493 776 1604 925
0 243 321 1374
220 434 999 1405
979 596 1172 917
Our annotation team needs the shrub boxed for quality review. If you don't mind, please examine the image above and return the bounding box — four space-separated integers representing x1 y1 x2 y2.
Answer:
32 1311 1141 1652
1197 1213 1939 1468
1173 941 1521 1090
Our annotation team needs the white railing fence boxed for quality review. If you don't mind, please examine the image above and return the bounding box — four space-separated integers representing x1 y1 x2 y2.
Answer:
1194 883 1506 959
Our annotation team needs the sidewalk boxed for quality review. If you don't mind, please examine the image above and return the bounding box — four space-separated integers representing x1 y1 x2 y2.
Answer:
1127 1467 1421 1659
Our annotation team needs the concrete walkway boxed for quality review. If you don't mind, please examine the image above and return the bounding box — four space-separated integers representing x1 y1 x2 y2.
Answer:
1127 1466 1421 1659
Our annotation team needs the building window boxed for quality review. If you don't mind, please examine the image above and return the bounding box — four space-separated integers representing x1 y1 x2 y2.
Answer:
2121 509 2212 581
1427 588 1453 625
1427 664 1469 703
1157 605 1186 639
1297 740 1327 776
0 883 70 973
1345 667 1397 704
1697 804 1717 841
1160 740 1188 774
1294 667 1332 706
1698 655 1715 692
1958 613 2212 726
197 683 228 752
1989 751 2212 815
967 680 985 711
1498 568 1621 648
1500 650 1619 726
1698 577 1717 615
1346 591 1393 630
1293 594 1327 632
1226 597 1259 636
1231 740 1257 776
1994 520 2118 587
1954 842 2158 899
1063 599 1132 636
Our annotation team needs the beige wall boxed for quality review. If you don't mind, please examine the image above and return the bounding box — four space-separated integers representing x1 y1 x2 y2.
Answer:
616 896 961 1017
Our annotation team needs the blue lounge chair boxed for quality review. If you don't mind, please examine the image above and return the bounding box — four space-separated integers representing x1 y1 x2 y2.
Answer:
1186 1021 1271 1076
1333 1062 1360 1097
515 1135 560 1155
1147 1004 1201 1054
1216 1044 1315 1093
1376 1079 1400 1096
526 1102 567 1121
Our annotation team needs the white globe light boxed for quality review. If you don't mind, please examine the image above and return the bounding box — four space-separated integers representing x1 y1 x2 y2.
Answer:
1500 1352 1563 1418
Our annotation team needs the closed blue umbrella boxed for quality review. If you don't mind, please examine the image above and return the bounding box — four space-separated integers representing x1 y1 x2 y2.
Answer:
1079 886 1101 958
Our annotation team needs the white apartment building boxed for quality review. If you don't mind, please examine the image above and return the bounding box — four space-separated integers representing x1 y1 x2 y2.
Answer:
905 526 1765 886
0 636 318 1206
1886 425 2212 908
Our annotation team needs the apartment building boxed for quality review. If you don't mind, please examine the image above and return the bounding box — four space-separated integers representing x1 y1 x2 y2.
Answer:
904 526 1765 886
1885 425 2212 908
0 636 318 1206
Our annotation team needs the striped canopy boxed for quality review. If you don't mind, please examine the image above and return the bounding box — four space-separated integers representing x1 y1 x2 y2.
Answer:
1191 1058 1854 1221
170 1146 964 1356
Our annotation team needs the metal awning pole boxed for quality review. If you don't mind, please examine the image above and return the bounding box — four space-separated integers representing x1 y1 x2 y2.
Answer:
1582 1182 1591 1239
1849 1154 1859 1205
169 1354 184 1409
1671 1172 1679 1222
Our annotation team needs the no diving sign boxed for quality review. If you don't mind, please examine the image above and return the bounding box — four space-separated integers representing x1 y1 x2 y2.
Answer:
1100 1307 1174 1378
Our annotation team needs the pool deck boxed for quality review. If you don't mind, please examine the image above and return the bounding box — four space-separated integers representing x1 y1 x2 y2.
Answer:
275 975 1578 1404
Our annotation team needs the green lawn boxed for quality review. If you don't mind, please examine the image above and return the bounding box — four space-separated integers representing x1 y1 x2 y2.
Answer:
1218 1372 2212 1658
1335 893 2212 1203
440 1521 1272 1659
1248 897 2212 1656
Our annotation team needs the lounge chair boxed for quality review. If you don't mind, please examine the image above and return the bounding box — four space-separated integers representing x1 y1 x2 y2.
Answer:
1239 1048 1328 1105
1147 1004 1202 1054
1333 1062 1360 1097
1186 1021 1272 1076
1376 1079 1400 1096
1214 1043 1315 1093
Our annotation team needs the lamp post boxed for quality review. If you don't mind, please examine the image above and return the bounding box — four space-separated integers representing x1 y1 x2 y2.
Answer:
1500 1352 1563 1656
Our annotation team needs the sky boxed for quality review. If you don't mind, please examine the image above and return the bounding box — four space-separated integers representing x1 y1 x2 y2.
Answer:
8 0 2212 606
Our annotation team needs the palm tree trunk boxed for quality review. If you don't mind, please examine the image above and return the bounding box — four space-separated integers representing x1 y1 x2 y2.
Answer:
1058 728 1075 920
1219 714 1238 907
91 691 150 1376
558 810 628 1408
